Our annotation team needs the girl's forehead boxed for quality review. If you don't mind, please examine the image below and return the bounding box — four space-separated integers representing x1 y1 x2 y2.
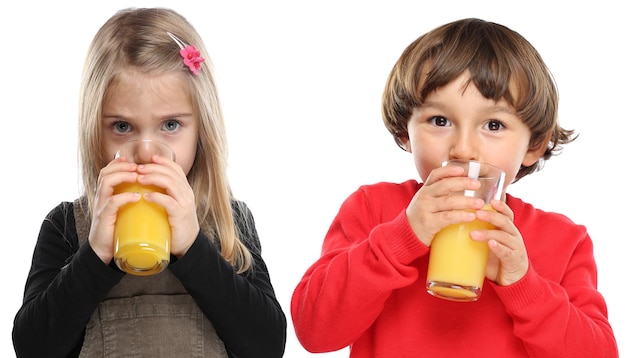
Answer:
105 70 191 100
111 69 188 87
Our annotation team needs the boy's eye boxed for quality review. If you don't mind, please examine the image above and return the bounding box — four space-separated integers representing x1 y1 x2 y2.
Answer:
485 120 505 131
429 116 450 127
113 121 132 133
162 120 180 132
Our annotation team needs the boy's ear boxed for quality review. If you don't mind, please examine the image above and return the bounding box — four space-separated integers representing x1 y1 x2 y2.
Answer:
399 135 412 153
522 132 552 167
395 130 411 153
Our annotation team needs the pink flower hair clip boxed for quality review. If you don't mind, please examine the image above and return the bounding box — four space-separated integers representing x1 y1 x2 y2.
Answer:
167 32 205 76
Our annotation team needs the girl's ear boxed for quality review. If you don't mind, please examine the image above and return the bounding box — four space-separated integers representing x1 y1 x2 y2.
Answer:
522 132 552 167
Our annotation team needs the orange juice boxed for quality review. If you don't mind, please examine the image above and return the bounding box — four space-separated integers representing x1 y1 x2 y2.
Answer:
113 182 170 276
426 207 494 302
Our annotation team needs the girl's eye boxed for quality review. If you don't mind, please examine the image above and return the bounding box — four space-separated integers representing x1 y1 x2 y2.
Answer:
113 121 132 134
485 120 505 131
162 120 180 132
429 116 450 127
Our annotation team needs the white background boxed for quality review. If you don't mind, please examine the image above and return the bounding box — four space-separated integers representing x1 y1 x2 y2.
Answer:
1 1 623 357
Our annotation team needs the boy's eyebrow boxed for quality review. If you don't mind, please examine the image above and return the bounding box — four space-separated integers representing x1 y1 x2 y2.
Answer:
421 99 517 116
420 99 446 109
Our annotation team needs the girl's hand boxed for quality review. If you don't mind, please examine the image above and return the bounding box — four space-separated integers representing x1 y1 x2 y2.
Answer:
89 158 140 264
405 165 486 247
136 154 199 258
471 200 529 286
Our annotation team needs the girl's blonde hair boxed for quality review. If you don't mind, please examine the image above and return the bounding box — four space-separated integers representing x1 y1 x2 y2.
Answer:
382 18 577 181
78 7 252 272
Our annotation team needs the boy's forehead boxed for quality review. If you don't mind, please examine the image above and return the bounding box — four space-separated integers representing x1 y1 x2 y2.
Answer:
417 65 522 108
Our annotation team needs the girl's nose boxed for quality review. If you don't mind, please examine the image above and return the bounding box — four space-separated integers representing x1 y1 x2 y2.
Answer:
135 140 155 164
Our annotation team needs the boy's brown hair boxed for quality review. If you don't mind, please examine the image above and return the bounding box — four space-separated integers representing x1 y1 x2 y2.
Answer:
382 18 576 181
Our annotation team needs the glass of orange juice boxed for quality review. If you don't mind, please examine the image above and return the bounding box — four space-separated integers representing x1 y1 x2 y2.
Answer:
113 139 175 276
426 160 504 302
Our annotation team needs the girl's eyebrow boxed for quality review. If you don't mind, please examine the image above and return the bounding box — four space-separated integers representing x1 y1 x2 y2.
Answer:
101 114 127 121
160 112 194 119
101 112 194 121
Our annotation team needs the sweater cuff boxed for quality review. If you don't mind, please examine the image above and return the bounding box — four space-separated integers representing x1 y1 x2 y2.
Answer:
373 209 430 266
490 264 543 313
78 242 125 282
168 231 218 277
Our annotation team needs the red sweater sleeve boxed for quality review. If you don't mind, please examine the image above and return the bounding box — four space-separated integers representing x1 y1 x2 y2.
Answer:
291 182 427 352
490 197 618 357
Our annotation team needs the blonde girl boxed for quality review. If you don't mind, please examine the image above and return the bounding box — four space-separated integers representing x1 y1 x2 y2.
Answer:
14 7 286 358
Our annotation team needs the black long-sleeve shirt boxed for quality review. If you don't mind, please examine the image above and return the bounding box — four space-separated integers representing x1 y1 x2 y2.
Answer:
13 199 287 358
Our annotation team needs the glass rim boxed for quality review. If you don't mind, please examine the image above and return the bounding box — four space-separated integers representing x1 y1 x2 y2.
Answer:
114 138 176 162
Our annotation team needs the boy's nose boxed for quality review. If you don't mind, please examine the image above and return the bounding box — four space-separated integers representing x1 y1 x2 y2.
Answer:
448 131 478 161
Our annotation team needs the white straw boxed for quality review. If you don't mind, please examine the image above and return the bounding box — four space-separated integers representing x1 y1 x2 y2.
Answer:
464 161 480 197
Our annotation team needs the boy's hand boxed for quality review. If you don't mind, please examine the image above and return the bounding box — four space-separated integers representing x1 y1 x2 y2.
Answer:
471 200 529 286
405 164 485 247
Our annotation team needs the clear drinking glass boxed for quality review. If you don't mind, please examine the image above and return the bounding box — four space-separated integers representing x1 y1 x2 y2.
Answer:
113 139 175 276
426 159 505 302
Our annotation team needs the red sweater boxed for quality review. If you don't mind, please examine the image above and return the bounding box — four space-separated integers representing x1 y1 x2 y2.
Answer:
291 180 617 357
